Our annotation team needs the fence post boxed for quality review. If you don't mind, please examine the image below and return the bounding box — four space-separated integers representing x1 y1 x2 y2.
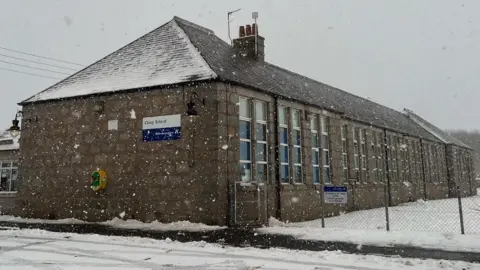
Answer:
384 182 390 231
457 185 465 235
321 188 325 228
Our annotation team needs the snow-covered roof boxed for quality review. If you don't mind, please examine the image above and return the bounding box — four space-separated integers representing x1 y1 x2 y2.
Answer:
403 109 471 149
0 130 20 151
20 16 439 141
21 18 217 103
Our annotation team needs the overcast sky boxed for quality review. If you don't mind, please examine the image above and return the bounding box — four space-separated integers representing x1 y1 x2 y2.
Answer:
0 0 478 130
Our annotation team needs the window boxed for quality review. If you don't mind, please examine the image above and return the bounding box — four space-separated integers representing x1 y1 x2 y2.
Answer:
292 109 302 183
370 131 377 183
278 106 289 183
431 145 437 183
376 132 383 182
321 117 331 184
255 101 267 182
239 97 252 181
0 161 18 192
405 140 411 182
341 124 348 183
311 115 320 184
412 142 418 183
353 128 360 181
360 129 367 182
391 136 398 182
398 137 404 182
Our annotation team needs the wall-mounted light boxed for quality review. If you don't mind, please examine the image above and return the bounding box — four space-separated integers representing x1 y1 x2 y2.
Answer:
7 110 38 137
186 92 205 117
93 101 105 114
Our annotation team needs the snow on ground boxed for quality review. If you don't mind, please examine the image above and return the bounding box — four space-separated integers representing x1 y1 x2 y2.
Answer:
288 190 480 233
0 215 223 232
100 217 224 231
261 191 480 252
0 228 477 270
262 219 480 252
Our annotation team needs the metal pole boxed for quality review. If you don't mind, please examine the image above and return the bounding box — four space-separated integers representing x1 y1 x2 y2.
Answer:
254 18 258 57
457 185 465 235
321 189 325 228
383 129 390 231
384 181 390 231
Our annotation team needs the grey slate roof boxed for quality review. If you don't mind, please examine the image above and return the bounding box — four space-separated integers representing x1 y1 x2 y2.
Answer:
403 109 471 148
173 17 439 141
21 16 439 141
22 19 216 103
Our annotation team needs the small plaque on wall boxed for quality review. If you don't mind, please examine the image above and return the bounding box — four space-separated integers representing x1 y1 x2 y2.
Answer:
108 120 118 131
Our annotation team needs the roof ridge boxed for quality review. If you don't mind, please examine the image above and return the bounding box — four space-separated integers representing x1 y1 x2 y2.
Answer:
265 61 406 116
174 16 214 35
403 108 471 148
20 18 176 105
172 19 217 79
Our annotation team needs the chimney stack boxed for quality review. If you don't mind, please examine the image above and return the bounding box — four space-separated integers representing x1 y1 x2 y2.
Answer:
239 25 245 37
232 23 265 61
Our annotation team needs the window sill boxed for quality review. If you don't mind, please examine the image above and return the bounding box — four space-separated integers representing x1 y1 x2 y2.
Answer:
0 191 17 197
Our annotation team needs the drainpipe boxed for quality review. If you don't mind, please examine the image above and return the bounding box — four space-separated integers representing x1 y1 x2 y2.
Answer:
224 84 234 227
420 139 427 200
383 129 392 207
273 96 281 219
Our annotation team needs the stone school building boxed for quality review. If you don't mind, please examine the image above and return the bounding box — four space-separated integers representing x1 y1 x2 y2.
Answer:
11 17 476 226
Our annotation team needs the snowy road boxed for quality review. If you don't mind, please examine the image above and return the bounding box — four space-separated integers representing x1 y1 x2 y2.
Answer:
0 228 478 270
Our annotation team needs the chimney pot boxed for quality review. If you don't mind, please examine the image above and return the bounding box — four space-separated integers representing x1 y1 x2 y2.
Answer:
246 24 252 36
239 26 245 37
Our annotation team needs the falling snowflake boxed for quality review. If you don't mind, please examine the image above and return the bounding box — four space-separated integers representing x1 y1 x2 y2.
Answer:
221 145 229 150
74 144 80 149
130 109 136 119
119 211 126 218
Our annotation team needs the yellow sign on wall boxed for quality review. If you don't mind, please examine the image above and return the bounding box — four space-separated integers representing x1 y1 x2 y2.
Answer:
91 170 108 192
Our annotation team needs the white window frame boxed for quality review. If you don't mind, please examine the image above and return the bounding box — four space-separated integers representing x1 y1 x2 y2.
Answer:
376 132 383 182
398 137 405 183
360 129 367 182
321 117 331 184
405 140 411 182
311 115 320 184
278 106 289 183
255 101 268 183
292 109 303 183
0 161 18 193
370 131 377 183
391 136 398 182
239 97 252 182
341 124 348 183
353 127 360 182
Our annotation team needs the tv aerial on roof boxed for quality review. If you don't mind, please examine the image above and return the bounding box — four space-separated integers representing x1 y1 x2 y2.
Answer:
227 8 242 44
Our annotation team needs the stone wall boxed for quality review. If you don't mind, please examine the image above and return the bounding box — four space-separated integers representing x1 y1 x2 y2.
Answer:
15 83 225 225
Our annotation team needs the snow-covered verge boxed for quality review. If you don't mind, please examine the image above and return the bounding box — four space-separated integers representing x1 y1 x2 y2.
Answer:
0 228 477 270
0 215 224 232
260 217 480 253
100 217 224 231
259 190 480 253
285 190 480 233
0 215 87 224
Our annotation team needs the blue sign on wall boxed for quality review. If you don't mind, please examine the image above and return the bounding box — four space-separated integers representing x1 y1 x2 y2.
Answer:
142 115 181 142
324 186 348 204
324 186 348 193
